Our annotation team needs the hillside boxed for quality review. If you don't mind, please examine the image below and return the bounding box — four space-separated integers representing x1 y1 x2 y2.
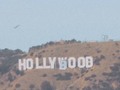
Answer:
0 41 120 90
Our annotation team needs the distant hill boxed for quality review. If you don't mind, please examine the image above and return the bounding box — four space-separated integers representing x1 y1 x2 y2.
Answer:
0 40 120 90
0 49 25 74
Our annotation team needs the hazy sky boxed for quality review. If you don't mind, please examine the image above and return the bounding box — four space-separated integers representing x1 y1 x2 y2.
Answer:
0 0 120 51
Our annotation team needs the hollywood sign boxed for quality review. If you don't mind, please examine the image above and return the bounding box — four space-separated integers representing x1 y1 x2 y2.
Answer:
18 56 93 71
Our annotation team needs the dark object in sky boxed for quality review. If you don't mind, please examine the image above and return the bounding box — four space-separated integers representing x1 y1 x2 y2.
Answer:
14 25 20 29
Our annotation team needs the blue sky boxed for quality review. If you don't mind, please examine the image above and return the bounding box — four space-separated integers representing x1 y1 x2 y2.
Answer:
0 0 120 51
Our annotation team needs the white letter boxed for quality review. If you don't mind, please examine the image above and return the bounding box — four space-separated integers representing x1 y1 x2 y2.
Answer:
18 59 26 71
58 57 67 70
43 57 51 69
68 57 76 69
49 57 56 69
78 57 85 68
86 56 93 68
36 58 43 69
26 58 33 70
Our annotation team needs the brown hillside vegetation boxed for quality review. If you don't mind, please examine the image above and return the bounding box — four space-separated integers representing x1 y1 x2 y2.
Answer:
0 40 120 90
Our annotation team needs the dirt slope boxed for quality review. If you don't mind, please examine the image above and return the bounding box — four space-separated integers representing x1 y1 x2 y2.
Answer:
0 41 120 90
